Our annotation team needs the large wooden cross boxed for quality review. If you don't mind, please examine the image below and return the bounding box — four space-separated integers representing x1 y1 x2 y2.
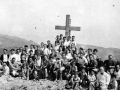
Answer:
55 15 81 37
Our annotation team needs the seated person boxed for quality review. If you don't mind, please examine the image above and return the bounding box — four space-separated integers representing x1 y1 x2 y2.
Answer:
27 57 34 80
108 74 118 90
88 70 96 90
79 68 88 88
3 62 10 75
9 57 21 77
70 72 81 89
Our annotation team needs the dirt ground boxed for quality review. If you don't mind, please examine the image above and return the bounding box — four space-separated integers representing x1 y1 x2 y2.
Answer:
0 75 67 90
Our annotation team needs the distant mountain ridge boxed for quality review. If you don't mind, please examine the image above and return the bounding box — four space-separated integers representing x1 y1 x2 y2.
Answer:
77 44 120 61
0 34 37 48
0 34 119 60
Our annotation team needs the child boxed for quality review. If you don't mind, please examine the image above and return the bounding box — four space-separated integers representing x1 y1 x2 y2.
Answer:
71 72 81 89
88 70 96 90
108 74 118 90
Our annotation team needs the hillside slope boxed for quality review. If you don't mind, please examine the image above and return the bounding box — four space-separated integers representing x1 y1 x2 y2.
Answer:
77 44 120 60
0 34 37 54
0 34 119 60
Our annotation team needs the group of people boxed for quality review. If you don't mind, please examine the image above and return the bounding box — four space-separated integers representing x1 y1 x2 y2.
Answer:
0 34 120 90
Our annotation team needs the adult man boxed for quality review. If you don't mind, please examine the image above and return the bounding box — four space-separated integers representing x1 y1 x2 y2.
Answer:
9 49 18 62
47 40 53 48
24 45 29 54
71 36 76 47
9 58 21 77
0 49 9 64
29 44 35 54
87 54 97 70
43 44 49 55
104 55 115 72
93 49 99 60
96 66 111 90
35 46 43 56
86 49 93 62
16 49 21 63
59 34 63 44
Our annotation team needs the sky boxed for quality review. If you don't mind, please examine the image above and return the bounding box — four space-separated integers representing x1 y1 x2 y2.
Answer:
0 0 120 48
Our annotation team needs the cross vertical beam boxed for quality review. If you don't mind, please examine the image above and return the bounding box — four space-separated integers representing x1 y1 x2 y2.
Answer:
55 15 81 37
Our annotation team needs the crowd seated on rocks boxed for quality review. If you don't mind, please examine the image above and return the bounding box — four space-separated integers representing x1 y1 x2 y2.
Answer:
0 34 120 90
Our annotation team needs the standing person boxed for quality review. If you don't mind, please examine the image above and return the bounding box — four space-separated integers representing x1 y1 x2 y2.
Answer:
24 45 29 54
0 49 9 65
16 49 21 63
104 55 115 72
59 34 63 44
86 49 93 62
47 40 53 48
42 55 49 79
54 41 60 52
66 36 71 47
40 42 44 51
71 36 76 47
71 43 77 54
35 45 43 56
29 45 35 54
93 49 99 60
43 44 49 55
63 37 68 48
9 49 18 62
55 35 60 44
96 66 111 90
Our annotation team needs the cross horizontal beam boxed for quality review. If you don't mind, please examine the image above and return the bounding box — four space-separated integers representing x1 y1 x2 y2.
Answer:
69 26 80 31
55 26 66 30
55 26 80 31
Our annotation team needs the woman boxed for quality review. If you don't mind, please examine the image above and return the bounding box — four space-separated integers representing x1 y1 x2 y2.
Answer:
88 70 96 90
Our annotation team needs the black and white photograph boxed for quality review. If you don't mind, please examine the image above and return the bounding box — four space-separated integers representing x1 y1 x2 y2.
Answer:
0 0 119 90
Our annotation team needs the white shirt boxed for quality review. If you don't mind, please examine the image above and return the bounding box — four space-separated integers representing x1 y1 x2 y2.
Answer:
9 54 18 62
83 56 88 64
97 72 110 88
71 40 76 46
54 45 60 51
36 58 41 66
28 49 35 54
66 53 73 60
63 40 68 47
66 41 71 47
4 65 9 75
3 54 8 62
47 49 52 55
44 48 49 55
16 53 21 62
115 70 120 80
